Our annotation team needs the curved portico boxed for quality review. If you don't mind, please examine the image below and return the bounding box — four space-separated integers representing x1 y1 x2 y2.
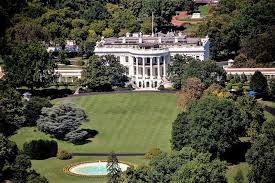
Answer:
130 51 170 89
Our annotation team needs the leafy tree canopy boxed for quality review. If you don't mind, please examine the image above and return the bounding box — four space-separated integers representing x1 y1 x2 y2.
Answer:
200 0 275 66
3 43 56 89
82 55 128 91
246 120 275 183
122 147 227 183
168 55 226 89
0 81 24 136
0 136 48 183
172 95 242 157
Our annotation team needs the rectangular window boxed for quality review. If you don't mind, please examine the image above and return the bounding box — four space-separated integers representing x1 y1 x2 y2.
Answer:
125 56 129 62
117 56 120 62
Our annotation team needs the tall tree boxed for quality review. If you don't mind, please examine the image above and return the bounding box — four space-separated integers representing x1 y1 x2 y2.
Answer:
172 96 242 157
82 55 128 91
0 81 24 136
250 71 268 95
171 152 227 183
123 147 227 183
107 152 122 183
246 120 275 183
23 97 53 126
236 95 265 137
0 136 48 183
3 43 56 89
168 55 225 89
168 55 196 89
177 77 205 111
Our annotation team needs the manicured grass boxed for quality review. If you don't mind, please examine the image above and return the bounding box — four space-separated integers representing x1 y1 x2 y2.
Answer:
258 99 275 108
199 5 209 17
264 111 275 121
11 92 178 182
31 156 148 183
226 162 249 183
11 93 178 153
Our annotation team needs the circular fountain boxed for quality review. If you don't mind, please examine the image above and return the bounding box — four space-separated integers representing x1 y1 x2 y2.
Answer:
65 161 130 177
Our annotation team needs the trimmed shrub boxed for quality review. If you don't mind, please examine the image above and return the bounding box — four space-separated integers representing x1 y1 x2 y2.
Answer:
158 85 165 90
75 59 85 66
226 83 233 90
57 150 72 160
145 148 162 160
237 83 243 90
23 139 58 160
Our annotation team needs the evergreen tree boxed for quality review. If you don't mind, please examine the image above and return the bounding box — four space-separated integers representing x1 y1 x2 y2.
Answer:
250 71 268 95
107 151 122 183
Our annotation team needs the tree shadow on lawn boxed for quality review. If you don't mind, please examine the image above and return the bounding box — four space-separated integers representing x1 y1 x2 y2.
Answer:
220 141 251 164
72 129 99 145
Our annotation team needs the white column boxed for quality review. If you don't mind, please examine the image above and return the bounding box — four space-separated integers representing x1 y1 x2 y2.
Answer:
136 57 138 78
157 57 160 79
150 57 153 79
132 57 135 77
163 58 166 77
142 57 145 79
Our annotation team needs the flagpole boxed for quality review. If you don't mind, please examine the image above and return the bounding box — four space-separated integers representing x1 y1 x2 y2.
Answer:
152 12 154 37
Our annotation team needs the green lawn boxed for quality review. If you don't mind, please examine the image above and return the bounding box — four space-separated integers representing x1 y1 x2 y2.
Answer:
199 5 209 17
226 162 249 183
11 93 178 153
11 93 178 182
258 99 275 108
10 92 254 182
31 156 148 183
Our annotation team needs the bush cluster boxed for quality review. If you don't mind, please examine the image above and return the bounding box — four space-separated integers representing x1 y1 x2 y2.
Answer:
23 139 58 160
145 148 162 160
37 104 90 144
158 85 165 90
57 150 72 160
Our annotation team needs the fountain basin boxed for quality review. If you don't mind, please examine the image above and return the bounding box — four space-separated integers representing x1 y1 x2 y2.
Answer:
65 161 130 177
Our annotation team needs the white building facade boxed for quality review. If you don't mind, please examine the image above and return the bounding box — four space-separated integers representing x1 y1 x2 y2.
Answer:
94 33 210 89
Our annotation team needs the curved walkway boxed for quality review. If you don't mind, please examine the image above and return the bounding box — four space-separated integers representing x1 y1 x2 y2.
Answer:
72 152 145 157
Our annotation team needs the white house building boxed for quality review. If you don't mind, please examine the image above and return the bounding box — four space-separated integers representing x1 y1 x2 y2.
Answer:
94 33 210 89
